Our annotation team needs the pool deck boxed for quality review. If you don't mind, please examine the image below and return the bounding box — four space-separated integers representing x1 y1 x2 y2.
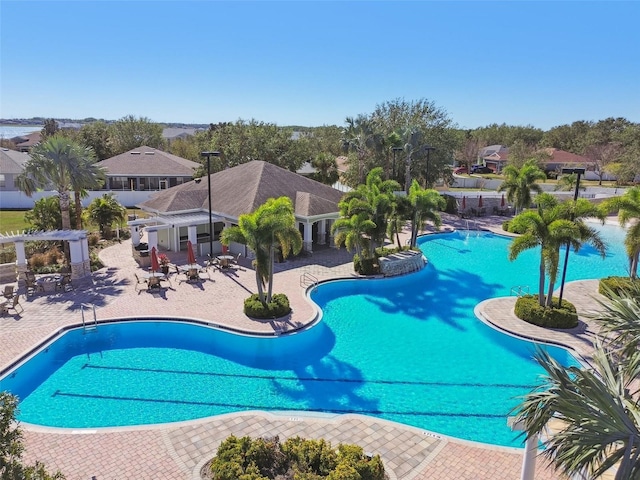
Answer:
0 213 610 480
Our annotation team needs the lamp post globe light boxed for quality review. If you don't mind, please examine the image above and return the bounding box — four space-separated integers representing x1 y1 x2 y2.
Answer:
557 167 586 306
200 151 221 258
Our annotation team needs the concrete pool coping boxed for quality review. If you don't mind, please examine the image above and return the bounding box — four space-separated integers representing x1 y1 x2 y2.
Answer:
2 213 609 479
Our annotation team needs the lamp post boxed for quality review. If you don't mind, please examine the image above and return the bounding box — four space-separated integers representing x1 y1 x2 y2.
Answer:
392 147 403 182
424 145 436 188
557 167 586 306
200 151 221 257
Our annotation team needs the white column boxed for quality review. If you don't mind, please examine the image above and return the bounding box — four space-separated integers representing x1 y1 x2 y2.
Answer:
81 236 90 275
328 219 336 247
147 228 158 252
317 220 327 245
520 434 538 480
187 225 197 246
303 221 313 253
131 225 141 247
15 240 27 266
69 239 84 280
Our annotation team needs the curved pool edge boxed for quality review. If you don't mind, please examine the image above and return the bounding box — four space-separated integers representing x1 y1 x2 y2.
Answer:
473 279 602 368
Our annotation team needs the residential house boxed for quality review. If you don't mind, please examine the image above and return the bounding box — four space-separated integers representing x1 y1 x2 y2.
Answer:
98 146 200 192
11 131 41 152
480 145 509 173
0 148 30 191
480 145 594 177
132 160 343 256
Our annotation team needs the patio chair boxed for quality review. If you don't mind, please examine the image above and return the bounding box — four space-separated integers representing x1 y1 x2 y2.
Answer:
0 295 23 316
56 274 73 292
3 285 15 299
134 273 148 292
24 274 40 296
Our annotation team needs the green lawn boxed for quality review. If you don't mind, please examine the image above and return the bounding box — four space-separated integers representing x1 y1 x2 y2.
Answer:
0 208 146 235
0 210 29 234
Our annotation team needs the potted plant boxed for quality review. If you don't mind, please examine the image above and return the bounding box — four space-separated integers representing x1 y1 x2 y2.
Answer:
158 253 171 274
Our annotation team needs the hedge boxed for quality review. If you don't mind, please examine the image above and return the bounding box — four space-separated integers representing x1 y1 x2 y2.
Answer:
244 293 291 319
599 276 640 298
514 295 578 329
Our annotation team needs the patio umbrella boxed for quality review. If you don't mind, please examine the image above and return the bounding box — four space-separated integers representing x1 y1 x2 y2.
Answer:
501 194 505 207
187 240 196 265
461 196 466 210
151 246 159 272
478 195 483 208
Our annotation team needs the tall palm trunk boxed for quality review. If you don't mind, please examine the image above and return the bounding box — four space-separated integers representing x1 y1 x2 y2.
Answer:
538 252 547 307
255 268 266 304
74 190 83 229
267 243 275 303
59 191 71 230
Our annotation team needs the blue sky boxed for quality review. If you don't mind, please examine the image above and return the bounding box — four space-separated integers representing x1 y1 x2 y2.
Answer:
1 1 638 130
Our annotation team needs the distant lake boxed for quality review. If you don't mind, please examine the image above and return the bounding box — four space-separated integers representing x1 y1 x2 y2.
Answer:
0 125 42 139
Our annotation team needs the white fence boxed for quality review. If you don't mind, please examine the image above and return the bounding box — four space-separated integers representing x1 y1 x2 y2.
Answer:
0 190 159 210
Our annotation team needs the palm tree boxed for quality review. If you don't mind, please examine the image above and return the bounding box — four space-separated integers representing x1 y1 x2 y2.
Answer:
514 288 640 480
85 193 126 238
331 212 376 258
601 187 640 279
333 168 400 257
508 193 606 307
407 180 446 248
342 115 381 185
16 135 105 232
498 160 547 214
221 197 302 304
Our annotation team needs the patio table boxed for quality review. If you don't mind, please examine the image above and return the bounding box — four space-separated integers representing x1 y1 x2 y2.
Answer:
36 275 62 293
143 271 165 288
216 255 234 269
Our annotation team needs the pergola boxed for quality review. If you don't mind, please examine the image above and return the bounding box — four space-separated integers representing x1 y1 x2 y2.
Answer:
0 229 91 284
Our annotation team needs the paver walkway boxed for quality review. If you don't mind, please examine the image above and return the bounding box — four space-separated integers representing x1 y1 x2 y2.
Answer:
1 214 609 479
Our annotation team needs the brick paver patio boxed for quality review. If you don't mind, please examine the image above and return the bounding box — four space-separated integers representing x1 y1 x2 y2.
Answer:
0 214 608 479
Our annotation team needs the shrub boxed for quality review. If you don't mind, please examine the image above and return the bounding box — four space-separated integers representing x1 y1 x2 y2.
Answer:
244 293 291 319
353 254 379 275
599 276 640 298
44 246 63 265
29 253 46 270
88 233 101 247
514 295 578 329
502 220 511 232
209 435 386 480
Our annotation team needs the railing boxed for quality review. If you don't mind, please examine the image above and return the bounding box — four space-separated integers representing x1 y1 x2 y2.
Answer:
510 285 530 297
81 303 98 331
300 272 318 291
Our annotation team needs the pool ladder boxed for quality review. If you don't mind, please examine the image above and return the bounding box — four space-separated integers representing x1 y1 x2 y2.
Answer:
81 303 98 332
510 285 530 297
300 272 318 292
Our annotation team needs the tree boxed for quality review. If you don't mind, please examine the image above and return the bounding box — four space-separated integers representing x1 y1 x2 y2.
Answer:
24 196 78 231
454 130 484 174
341 115 381 185
332 168 399 257
78 121 113 160
513 287 640 480
109 115 165 155
406 180 446 248
508 193 605 307
1 392 65 479
16 135 105 233
601 187 640 279
310 153 339 185
331 212 376 259
40 118 59 139
221 197 302 304
85 193 127 238
498 160 547 214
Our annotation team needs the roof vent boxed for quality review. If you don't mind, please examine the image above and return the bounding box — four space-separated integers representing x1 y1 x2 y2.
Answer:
131 151 141 155
144 151 154 155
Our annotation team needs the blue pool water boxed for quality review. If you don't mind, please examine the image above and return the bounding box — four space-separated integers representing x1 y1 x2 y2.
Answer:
0 223 628 447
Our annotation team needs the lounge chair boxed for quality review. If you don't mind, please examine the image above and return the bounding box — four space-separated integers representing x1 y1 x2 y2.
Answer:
3 285 15 299
0 294 23 316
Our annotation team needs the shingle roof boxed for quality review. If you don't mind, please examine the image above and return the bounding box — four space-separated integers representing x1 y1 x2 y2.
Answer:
97 146 200 176
543 148 590 164
140 160 343 219
0 148 30 174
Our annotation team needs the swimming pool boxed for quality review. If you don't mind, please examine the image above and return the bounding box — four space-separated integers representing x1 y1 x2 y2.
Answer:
0 223 628 447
